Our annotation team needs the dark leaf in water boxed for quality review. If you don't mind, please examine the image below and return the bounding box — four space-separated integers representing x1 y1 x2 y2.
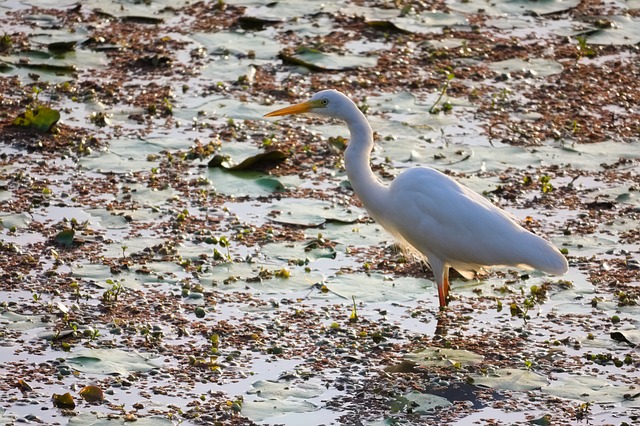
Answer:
529 414 552 425
52 392 76 409
236 16 281 31
54 228 75 247
384 360 417 373
366 20 410 34
610 331 635 346
121 16 165 24
47 41 77 53
208 150 287 171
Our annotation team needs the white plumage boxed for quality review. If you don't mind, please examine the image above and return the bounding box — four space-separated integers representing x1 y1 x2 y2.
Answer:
265 89 568 307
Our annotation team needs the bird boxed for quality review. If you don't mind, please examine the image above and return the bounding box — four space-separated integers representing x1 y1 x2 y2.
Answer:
264 89 568 308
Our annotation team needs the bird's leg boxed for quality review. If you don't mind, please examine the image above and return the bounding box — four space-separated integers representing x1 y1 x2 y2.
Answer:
437 267 450 308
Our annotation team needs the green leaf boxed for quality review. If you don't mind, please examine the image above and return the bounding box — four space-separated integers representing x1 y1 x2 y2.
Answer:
404 346 485 368
470 368 548 391
54 228 75 247
66 348 161 375
13 106 61 132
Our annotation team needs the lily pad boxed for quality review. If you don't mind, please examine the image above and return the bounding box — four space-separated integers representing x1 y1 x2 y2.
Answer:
319 273 432 303
542 374 639 403
405 346 485 368
368 12 468 35
471 368 548 391
66 348 162 375
0 213 32 229
269 198 364 227
279 46 378 72
241 399 317 423
207 168 294 197
0 311 45 331
488 58 564 77
68 412 174 425
585 15 640 45
392 391 452 413
447 0 581 16
247 379 325 399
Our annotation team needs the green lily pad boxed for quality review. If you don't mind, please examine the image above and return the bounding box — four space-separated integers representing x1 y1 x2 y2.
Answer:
0 213 32 229
369 12 468 35
542 374 639 403
405 346 485 368
279 46 378 72
585 15 640 45
269 198 364 227
13 106 60 132
248 379 325 399
191 31 281 60
391 391 452 413
71 263 143 290
447 0 581 16
488 58 564 77
68 412 174 425
241 399 317 423
319 273 432 303
66 348 162 375
471 368 548 391
0 311 45 331
207 168 295 197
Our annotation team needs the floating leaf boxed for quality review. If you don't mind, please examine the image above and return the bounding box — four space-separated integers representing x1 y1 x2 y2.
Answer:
0 213 32 229
247 379 325 399
279 46 377 71
488 58 564 77
47 41 77 53
54 228 75 247
79 385 105 402
394 391 452 413
13 106 61 132
405 346 485 368
471 368 548 391
208 150 287 171
241 399 317 422
52 392 75 409
542 375 638 403
269 198 363 227
67 349 162 375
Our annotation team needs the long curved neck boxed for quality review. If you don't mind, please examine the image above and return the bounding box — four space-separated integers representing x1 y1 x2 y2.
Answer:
342 108 388 221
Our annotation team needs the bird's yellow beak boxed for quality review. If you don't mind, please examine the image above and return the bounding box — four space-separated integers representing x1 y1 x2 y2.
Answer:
264 100 317 117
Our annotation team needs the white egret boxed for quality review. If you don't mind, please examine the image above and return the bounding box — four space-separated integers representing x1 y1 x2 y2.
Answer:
265 90 568 307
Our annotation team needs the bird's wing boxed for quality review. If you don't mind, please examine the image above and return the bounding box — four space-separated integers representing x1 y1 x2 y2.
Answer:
383 167 548 271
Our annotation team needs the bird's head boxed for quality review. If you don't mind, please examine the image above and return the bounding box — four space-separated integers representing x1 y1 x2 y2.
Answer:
264 90 354 120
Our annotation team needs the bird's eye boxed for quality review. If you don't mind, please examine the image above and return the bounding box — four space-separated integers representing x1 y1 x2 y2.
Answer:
320 99 328 106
